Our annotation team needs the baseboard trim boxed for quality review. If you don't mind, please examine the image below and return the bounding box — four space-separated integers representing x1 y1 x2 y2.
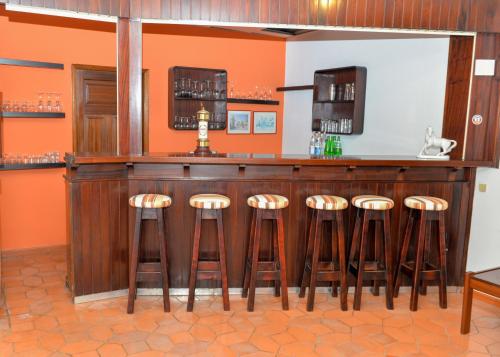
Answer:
73 285 462 304
1 244 66 258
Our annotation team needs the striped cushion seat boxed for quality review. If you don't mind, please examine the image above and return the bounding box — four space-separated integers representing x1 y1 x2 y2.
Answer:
404 196 448 211
306 195 348 210
189 194 231 209
247 194 289 210
129 194 172 208
352 195 394 210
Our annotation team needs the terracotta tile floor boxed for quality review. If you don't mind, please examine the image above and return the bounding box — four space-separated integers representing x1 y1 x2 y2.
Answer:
1 246 499 357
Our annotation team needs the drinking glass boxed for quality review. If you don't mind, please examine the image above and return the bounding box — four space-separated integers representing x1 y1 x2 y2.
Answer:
54 93 62 112
229 83 235 98
21 101 28 112
267 89 273 100
344 84 351 101
205 80 212 99
46 93 53 112
12 101 20 112
199 82 206 99
254 86 260 99
179 78 187 98
37 93 45 112
192 80 199 99
174 81 180 97
2 100 11 112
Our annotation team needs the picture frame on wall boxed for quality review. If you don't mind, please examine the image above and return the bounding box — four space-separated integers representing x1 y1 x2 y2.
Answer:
227 111 251 134
253 111 277 134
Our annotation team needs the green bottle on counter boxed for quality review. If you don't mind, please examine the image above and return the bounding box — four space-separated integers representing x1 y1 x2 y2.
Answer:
331 136 338 156
325 135 332 155
336 135 343 156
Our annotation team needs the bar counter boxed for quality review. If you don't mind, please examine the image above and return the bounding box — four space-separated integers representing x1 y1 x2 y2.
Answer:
65 153 477 301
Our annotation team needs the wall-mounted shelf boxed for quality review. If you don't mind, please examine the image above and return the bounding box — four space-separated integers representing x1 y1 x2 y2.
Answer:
1 112 65 118
227 98 279 105
169 66 227 131
276 85 314 92
0 163 65 171
0 58 64 70
312 66 367 135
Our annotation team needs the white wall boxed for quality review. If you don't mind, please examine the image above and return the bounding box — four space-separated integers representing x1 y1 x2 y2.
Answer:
467 168 500 271
282 38 450 155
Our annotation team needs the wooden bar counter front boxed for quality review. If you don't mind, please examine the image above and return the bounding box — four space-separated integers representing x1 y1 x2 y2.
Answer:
64 153 477 301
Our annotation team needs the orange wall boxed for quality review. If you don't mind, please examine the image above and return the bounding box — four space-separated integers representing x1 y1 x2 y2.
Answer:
0 8 286 250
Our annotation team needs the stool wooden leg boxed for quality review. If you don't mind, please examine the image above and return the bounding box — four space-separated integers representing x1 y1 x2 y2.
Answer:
247 210 262 312
156 208 170 313
273 222 281 298
460 272 473 334
276 210 289 310
242 210 256 298
394 210 414 297
438 212 447 308
349 209 362 270
216 210 230 311
331 218 339 298
187 208 202 312
372 221 382 296
353 211 369 311
420 220 432 296
336 211 348 311
127 208 142 314
299 209 317 298
306 211 322 311
383 211 394 310
410 211 426 311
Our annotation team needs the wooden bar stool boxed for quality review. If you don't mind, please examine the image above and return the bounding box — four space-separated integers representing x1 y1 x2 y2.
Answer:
349 195 395 310
394 196 448 311
299 195 349 311
187 194 231 312
242 194 289 311
128 194 172 314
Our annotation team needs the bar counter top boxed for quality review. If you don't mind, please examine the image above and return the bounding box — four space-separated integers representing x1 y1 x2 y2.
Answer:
65 152 481 168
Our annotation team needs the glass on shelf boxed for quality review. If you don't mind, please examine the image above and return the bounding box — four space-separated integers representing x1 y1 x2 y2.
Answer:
46 93 52 112
191 80 199 99
54 93 63 112
2 100 11 112
37 92 45 112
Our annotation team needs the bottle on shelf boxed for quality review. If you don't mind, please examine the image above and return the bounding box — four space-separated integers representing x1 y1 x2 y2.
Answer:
314 132 321 156
329 84 336 102
309 133 316 156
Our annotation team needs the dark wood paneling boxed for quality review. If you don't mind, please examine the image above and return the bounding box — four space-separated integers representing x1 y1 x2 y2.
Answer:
6 0 499 32
442 36 474 160
117 17 143 155
465 33 500 166
66 160 477 297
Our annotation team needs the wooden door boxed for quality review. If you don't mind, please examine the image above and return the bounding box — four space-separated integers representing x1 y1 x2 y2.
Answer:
73 67 118 154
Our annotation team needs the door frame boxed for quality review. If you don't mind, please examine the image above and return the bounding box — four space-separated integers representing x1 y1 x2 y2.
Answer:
71 64 150 153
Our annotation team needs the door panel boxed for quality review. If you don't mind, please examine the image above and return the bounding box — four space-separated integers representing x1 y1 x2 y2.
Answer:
74 68 117 154
83 115 117 153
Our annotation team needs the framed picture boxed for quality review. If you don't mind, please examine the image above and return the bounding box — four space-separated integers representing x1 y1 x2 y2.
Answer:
227 111 251 134
253 112 277 134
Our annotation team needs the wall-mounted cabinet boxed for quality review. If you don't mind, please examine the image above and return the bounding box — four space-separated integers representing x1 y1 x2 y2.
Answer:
168 66 227 130
312 66 367 135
